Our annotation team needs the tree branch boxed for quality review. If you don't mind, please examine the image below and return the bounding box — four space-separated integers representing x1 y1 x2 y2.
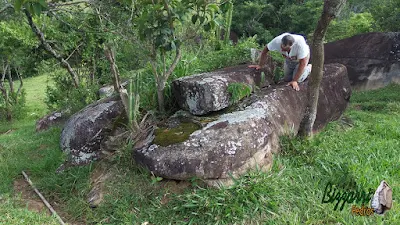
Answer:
7 61 13 93
24 9 80 88
15 67 23 104
65 42 84 61
104 45 121 93
164 47 182 78
0 62 8 98
162 50 167 76
149 46 159 79
48 0 91 8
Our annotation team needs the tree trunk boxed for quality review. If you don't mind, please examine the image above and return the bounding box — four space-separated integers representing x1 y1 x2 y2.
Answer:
104 45 121 94
90 56 96 85
157 85 165 113
0 62 12 121
15 67 23 104
298 0 346 137
24 10 80 88
155 46 182 113
0 62 8 100
7 64 14 93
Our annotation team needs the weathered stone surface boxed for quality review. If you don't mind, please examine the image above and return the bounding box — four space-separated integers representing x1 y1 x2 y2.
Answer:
324 32 400 90
134 63 351 182
36 111 66 132
172 63 275 115
60 95 126 165
98 80 129 99
98 86 115 99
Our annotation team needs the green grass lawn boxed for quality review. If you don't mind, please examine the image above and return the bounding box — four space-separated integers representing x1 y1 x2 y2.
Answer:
0 75 399 224
23 74 52 118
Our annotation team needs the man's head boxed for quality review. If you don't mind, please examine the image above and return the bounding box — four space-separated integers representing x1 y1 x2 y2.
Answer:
281 35 295 52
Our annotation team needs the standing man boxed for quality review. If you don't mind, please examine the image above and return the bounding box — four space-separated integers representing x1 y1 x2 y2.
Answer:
249 33 312 91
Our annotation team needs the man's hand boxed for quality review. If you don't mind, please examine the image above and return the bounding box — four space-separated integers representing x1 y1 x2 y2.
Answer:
287 81 300 91
248 64 261 70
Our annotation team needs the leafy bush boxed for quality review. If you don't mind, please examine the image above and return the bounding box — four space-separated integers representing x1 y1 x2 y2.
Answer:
45 68 99 115
194 37 259 72
326 12 374 42
232 0 323 44
370 0 400 32
0 89 26 121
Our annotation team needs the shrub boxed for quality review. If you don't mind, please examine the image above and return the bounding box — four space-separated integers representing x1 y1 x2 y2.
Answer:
45 69 99 115
0 89 27 121
326 12 374 42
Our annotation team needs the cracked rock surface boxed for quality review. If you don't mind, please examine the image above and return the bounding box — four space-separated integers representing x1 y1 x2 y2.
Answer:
172 64 275 115
134 64 351 182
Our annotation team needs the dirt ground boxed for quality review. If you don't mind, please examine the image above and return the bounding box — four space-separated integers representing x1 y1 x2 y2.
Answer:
13 175 85 225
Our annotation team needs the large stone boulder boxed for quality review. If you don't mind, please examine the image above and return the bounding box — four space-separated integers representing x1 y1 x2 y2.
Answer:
134 64 351 184
60 95 126 165
324 32 400 90
172 63 276 116
36 111 66 132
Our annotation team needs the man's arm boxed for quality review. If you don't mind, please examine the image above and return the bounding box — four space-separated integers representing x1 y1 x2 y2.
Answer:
248 46 269 70
287 57 307 91
292 57 307 82
258 46 270 68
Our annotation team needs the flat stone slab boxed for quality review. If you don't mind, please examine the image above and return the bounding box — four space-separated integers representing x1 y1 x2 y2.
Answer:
325 32 400 90
172 64 275 115
134 64 351 184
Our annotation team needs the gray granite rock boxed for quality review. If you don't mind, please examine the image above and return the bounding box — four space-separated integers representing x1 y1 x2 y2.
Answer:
172 63 276 115
324 32 400 90
60 95 126 165
134 64 351 184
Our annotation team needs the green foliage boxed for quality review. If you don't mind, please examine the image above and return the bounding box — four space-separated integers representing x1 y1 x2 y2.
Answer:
232 0 323 44
13 0 48 16
326 12 374 42
369 0 400 32
231 0 398 44
282 0 323 37
0 89 26 121
231 0 275 44
0 19 39 77
334 0 398 34
194 37 259 72
126 0 222 111
132 0 220 53
45 69 99 115
227 82 251 104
